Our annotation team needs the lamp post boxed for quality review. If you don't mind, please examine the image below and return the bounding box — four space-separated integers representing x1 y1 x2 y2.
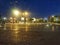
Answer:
12 9 20 17
12 8 30 23
12 9 20 23
23 11 29 23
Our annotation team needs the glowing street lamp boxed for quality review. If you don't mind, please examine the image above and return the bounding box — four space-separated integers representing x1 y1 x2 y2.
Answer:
12 9 20 17
23 11 29 17
22 11 30 23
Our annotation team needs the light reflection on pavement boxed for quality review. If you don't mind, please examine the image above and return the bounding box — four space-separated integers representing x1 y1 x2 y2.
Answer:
0 23 60 45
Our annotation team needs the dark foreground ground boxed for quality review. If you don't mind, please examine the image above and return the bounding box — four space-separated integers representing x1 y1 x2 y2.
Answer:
0 24 60 45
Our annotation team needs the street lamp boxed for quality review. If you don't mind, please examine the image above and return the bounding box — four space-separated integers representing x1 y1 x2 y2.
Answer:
22 11 29 23
12 9 21 17
13 10 19 16
23 11 29 17
12 9 21 23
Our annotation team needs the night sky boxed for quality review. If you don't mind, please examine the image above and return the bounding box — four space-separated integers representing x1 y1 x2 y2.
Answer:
0 0 60 17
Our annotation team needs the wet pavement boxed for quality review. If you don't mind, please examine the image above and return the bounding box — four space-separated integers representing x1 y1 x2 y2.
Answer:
0 23 60 45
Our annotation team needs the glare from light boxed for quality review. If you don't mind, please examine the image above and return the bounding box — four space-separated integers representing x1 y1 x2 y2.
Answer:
23 11 29 17
21 17 25 21
3 17 7 20
19 22 24 24
24 11 29 15
52 15 54 17
12 9 20 16
10 17 13 19
32 18 36 22
46 24 49 27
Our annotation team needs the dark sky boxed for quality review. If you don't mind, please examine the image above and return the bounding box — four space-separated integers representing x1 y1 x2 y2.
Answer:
0 0 60 17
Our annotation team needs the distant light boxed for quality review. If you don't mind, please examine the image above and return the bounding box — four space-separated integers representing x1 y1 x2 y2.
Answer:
23 11 29 17
21 17 25 21
32 18 36 21
3 17 7 20
46 24 49 27
12 9 20 16
13 10 19 15
24 11 29 15
19 22 24 24
52 15 54 17
10 17 13 19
